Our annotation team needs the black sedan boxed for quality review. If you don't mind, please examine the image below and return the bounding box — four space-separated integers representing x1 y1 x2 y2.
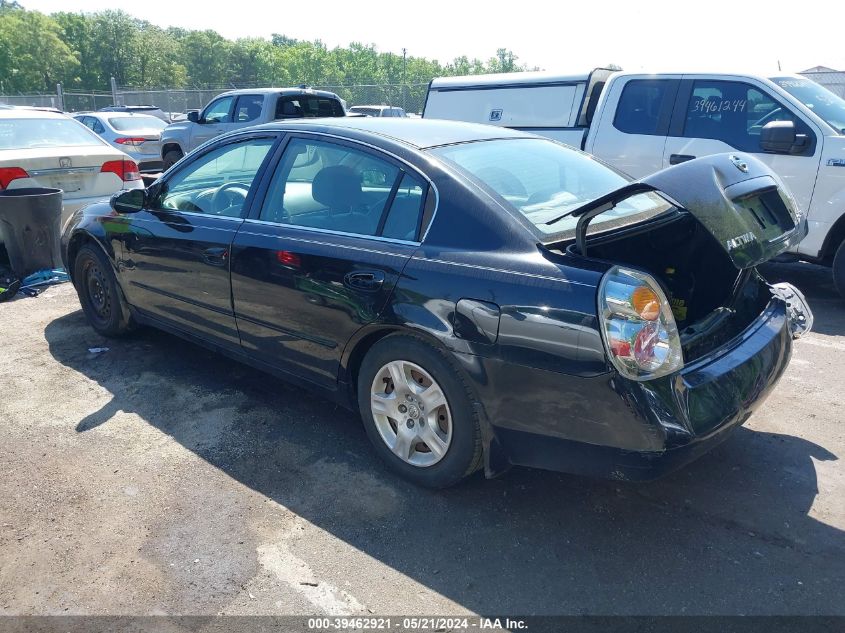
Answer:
62 118 812 488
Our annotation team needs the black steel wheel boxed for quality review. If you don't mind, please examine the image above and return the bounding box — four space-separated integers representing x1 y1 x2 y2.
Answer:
73 244 133 337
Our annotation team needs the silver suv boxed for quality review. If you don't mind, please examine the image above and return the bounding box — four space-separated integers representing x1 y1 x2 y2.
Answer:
160 88 346 169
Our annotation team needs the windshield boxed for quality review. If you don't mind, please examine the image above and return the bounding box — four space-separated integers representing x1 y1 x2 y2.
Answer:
771 77 845 133
108 116 167 131
0 117 103 150
430 138 671 238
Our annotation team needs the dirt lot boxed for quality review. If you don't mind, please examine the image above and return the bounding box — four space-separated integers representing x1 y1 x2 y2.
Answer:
0 262 843 616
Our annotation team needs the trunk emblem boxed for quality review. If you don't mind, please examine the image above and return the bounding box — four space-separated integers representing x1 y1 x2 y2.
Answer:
489 109 503 122
59 157 72 168
726 231 756 252
729 155 748 173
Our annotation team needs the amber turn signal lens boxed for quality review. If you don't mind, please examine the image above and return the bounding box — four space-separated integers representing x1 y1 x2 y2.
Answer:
631 286 660 321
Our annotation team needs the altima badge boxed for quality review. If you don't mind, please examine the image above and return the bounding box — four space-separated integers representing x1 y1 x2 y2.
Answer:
729 154 748 173
725 231 756 252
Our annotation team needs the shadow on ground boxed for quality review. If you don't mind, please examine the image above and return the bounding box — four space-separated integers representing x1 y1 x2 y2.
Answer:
45 262 845 614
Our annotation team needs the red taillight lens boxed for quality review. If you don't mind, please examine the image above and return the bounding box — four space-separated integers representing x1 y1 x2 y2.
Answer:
0 166 29 189
114 137 147 145
101 159 141 182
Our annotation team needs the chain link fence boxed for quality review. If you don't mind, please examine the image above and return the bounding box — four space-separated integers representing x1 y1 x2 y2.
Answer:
799 70 845 99
2 83 429 116
115 83 429 115
0 93 63 109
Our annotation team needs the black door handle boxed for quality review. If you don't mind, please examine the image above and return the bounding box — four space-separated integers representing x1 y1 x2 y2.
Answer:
344 270 385 292
202 247 228 267
670 154 696 165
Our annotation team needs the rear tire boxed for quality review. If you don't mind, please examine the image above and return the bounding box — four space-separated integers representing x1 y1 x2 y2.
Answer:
162 149 183 170
357 334 483 488
834 239 845 300
72 244 134 337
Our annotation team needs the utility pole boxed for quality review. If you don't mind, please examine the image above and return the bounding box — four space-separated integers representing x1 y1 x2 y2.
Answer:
402 48 407 111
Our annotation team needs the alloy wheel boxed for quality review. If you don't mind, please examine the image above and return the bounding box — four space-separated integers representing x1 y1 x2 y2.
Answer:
369 360 452 467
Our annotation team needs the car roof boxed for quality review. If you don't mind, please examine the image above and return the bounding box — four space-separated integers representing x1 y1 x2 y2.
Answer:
101 105 161 110
216 87 341 99
255 117 532 149
0 108 68 119
85 111 162 120
430 69 604 89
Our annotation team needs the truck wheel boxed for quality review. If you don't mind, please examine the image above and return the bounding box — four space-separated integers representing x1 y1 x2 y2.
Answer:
833 239 845 300
357 334 483 488
72 244 134 337
162 149 183 170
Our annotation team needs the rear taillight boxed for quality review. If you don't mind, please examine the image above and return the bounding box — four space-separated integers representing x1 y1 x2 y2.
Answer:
0 166 29 189
114 137 147 146
599 266 683 381
101 159 141 182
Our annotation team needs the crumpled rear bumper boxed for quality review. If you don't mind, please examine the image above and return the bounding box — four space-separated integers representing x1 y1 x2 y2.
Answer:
478 286 809 481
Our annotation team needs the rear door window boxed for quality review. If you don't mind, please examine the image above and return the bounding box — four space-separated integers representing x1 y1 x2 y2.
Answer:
234 94 264 122
259 137 421 238
682 80 801 152
613 79 675 135
381 172 426 241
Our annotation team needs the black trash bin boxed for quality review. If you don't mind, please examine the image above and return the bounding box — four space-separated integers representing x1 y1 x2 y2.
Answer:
0 187 63 279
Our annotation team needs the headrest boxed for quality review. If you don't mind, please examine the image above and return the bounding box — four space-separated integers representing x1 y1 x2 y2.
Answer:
312 166 361 210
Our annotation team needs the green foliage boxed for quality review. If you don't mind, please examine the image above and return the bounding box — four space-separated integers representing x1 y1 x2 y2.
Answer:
1 4 529 94
0 8 78 92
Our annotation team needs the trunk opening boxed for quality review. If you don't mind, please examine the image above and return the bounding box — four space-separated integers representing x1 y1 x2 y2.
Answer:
560 212 771 362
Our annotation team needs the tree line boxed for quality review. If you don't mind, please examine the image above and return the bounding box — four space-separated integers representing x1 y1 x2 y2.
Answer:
0 0 531 96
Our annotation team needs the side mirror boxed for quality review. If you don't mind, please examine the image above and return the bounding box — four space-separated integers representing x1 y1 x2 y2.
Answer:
111 188 146 213
760 120 809 155
187 110 200 123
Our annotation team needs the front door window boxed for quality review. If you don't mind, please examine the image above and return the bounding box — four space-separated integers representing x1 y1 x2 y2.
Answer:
154 138 275 217
202 96 235 124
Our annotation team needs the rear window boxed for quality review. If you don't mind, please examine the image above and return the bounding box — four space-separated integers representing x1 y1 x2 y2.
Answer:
108 116 167 131
349 106 381 117
275 96 345 119
430 138 671 239
613 79 674 135
0 117 104 150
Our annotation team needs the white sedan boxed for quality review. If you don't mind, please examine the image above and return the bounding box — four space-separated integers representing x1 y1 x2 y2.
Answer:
0 108 144 225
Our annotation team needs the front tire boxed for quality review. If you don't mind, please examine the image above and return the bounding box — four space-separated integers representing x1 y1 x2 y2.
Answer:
833 239 845 300
162 149 183 170
357 334 482 488
72 244 133 337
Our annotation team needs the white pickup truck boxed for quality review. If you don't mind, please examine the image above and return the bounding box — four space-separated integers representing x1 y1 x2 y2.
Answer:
160 87 345 169
424 69 845 297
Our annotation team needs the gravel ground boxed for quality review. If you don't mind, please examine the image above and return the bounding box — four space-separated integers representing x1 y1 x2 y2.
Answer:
0 262 843 616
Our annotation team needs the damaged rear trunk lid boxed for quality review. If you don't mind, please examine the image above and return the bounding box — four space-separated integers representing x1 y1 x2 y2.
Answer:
562 153 805 361
572 152 806 268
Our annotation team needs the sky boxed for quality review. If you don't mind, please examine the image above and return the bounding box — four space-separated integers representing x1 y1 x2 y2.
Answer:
19 0 845 76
